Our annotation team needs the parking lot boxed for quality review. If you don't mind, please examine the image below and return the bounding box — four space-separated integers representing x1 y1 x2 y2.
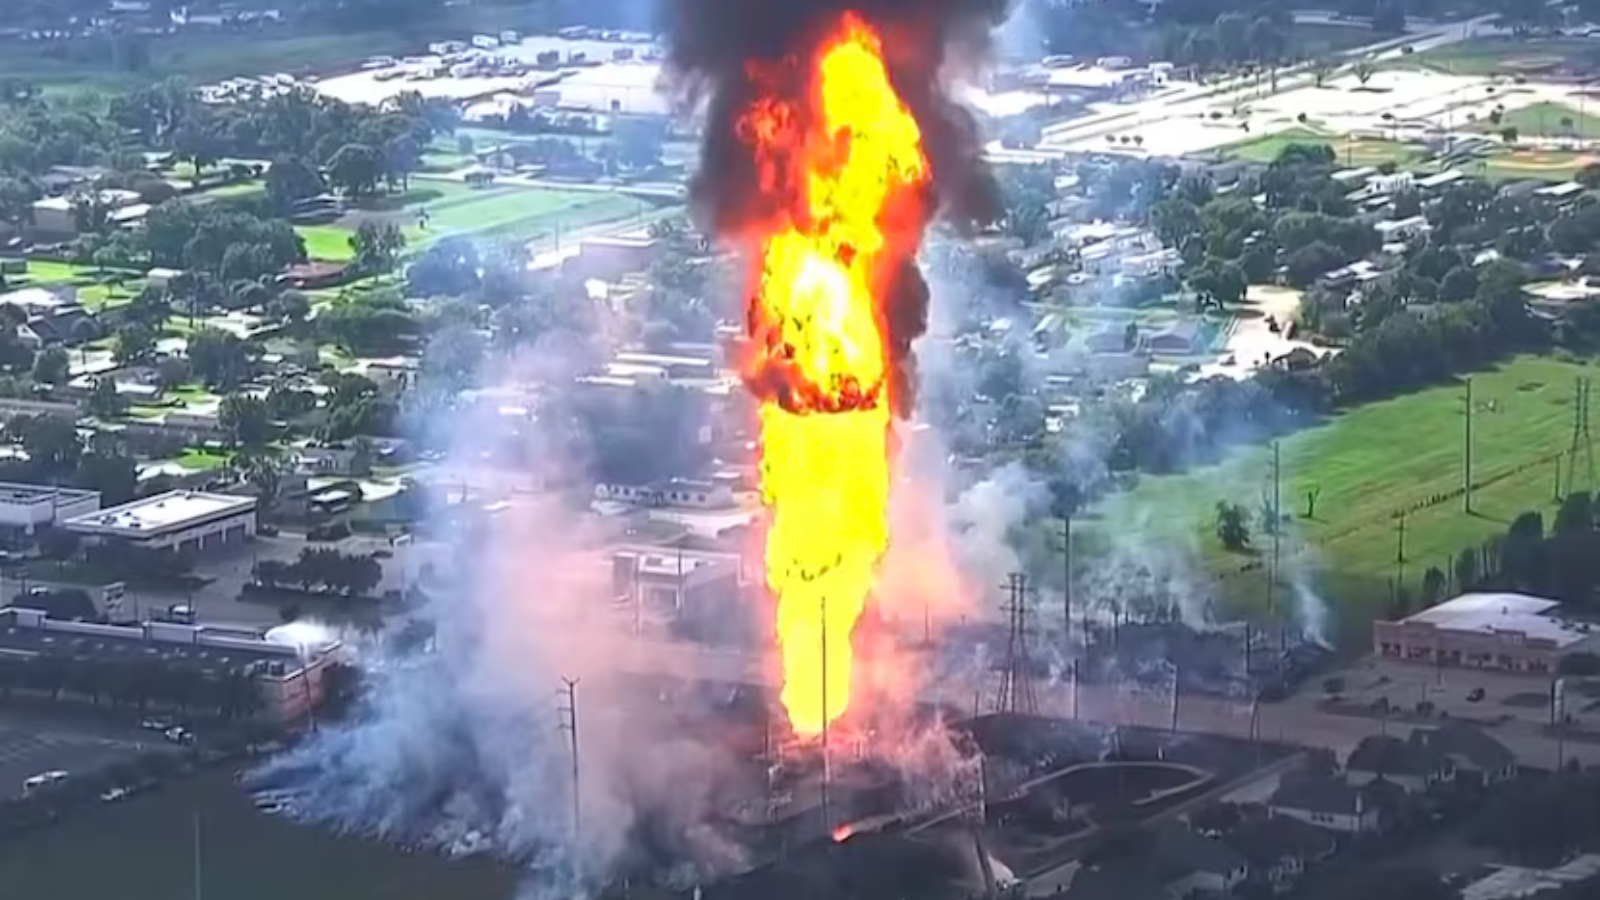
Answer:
0 712 162 800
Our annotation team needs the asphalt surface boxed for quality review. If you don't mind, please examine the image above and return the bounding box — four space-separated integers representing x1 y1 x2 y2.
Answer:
0 712 161 799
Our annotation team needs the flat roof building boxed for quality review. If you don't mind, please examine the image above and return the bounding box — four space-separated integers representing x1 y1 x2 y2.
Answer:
63 490 257 555
0 482 100 545
0 607 337 724
1373 591 1600 675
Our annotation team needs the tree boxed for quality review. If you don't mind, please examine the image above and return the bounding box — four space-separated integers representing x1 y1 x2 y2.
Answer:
172 115 222 183
75 448 138 506
112 322 157 365
350 221 406 276
186 327 253 390
20 415 82 474
85 376 126 420
1501 126 1520 144
1354 60 1375 86
1420 566 1447 605
1215 501 1251 552
327 143 383 198
1555 491 1595 537
218 394 272 448
382 133 422 191
264 154 325 213
38 528 80 562
31 346 68 385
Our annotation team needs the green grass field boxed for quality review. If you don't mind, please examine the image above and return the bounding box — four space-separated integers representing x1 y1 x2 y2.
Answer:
296 183 656 260
296 225 357 262
1085 355 1598 643
1474 101 1600 140
1416 37 1600 76
0 770 516 900
3 259 143 311
1471 148 1596 184
1222 127 1426 169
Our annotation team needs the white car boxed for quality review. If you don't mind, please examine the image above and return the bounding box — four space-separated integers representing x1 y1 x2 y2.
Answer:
164 726 194 745
100 787 129 803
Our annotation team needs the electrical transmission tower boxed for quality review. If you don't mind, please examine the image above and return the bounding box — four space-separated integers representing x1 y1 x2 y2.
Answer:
557 677 581 842
1564 376 1595 498
995 572 1038 716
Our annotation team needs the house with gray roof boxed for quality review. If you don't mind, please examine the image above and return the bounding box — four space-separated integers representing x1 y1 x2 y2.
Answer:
1408 724 1516 788
1224 816 1338 894
1267 774 1386 834
1346 734 1455 794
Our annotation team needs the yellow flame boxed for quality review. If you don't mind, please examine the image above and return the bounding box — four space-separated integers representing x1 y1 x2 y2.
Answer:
743 14 928 737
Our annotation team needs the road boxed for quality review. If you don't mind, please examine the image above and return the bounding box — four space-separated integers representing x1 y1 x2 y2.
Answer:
578 631 1600 769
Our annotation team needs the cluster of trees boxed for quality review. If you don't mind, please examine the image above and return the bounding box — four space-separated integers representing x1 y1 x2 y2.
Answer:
252 547 383 598
1469 766 1600 866
108 82 453 201
0 415 142 505
1458 492 1600 611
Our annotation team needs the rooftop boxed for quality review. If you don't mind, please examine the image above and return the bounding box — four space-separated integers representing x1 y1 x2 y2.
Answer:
62 490 256 538
0 607 329 679
0 482 98 506
1397 591 1597 648
1462 854 1600 900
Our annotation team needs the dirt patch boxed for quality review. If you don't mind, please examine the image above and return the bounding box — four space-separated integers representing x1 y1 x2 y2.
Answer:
1498 150 1599 171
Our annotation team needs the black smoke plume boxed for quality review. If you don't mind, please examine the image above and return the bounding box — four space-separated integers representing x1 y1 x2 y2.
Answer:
662 0 1009 416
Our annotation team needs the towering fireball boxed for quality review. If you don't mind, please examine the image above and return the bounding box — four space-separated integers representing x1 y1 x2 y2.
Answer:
737 16 927 736
666 0 1005 738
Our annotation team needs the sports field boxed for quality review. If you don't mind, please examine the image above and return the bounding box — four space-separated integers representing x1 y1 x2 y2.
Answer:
1086 355 1599 642
1473 101 1600 140
295 182 655 261
1222 128 1426 169
0 769 517 900
1473 148 1596 183
1416 37 1600 76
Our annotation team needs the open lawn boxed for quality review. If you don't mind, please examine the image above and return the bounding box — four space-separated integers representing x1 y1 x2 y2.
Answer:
1221 127 1427 169
1416 37 1600 76
3 259 143 311
173 448 231 471
2 2 537 91
0 769 517 900
1472 148 1597 183
297 183 657 260
1086 355 1598 645
1473 101 1600 140
296 225 357 262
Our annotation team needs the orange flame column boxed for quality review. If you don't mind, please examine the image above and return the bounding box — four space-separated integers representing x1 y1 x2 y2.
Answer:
737 14 930 737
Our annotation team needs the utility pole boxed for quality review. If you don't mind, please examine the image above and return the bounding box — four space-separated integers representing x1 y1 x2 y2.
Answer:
1464 378 1474 513
1059 515 1073 646
820 591 830 837
1268 440 1282 639
557 677 581 842
192 810 203 900
1395 511 1407 591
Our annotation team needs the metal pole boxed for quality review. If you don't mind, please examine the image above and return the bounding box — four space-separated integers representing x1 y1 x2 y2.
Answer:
1061 515 1072 644
192 810 203 900
820 592 829 837
1465 378 1474 513
558 677 581 841
1071 659 1079 720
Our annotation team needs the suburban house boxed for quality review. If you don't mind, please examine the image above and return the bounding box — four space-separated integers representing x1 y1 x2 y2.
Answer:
1064 827 1250 900
1150 823 1251 898
1224 816 1338 895
1345 735 1456 794
1267 773 1388 834
1407 724 1517 788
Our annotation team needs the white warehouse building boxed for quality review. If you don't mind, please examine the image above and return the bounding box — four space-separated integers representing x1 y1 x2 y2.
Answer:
63 490 257 555
0 483 101 547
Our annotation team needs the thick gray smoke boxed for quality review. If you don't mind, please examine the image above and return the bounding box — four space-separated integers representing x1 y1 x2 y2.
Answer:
250 348 756 897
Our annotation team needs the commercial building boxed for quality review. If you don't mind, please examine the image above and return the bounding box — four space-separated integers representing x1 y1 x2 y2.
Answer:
0 606 338 724
0 483 101 547
63 490 257 555
1372 591 1600 675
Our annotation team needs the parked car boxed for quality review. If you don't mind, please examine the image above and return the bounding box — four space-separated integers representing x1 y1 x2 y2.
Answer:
1467 687 1486 702
164 727 195 746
